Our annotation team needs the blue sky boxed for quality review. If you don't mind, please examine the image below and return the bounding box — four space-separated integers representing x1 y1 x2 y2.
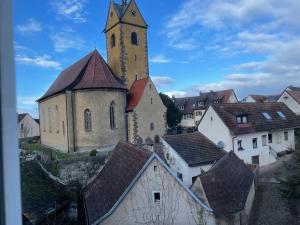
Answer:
14 0 300 118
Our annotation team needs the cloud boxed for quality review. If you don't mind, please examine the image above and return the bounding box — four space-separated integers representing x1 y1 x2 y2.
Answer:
151 76 175 88
17 18 42 34
51 29 85 52
164 91 187 98
50 0 87 23
149 55 172 64
16 55 62 69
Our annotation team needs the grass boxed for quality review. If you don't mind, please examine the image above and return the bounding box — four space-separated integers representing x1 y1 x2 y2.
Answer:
20 143 91 160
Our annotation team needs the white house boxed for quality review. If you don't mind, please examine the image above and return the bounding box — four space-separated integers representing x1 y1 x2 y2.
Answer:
174 89 238 128
192 151 256 225
161 132 226 186
18 113 40 139
243 94 280 103
83 142 216 225
278 86 300 115
198 103 300 166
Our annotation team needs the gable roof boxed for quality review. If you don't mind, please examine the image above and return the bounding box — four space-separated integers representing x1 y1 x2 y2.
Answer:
211 102 300 135
127 77 148 111
286 86 300 104
198 151 254 217
83 141 212 225
83 142 152 225
18 113 28 123
249 94 280 103
162 132 226 167
38 50 126 102
174 89 236 114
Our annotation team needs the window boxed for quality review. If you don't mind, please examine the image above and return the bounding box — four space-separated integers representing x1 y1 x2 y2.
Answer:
110 34 116 48
262 135 267 146
268 133 273 143
134 54 137 61
252 155 260 165
62 121 65 136
130 9 136 16
110 102 116 129
276 133 282 144
177 173 183 181
20 123 24 131
277 111 286 120
84 109 92 132
153 192 161 204
110 12 113 17
154 165 157 171
238 140 243 151
135 74 138 81
284 131 289 141
149 84 152 89
262 112 272 120
48 107 52 133
151 98 153 104
42 108 46 132
179 105 184 110
131 32 138 45
55 105 59 133
253 138 258 149
237 115 248 124
150 122 154 131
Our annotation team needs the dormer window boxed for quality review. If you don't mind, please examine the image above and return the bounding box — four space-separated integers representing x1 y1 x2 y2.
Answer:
214 100 220 104
236 115 248 124
179 105 184 110
262 112 272 120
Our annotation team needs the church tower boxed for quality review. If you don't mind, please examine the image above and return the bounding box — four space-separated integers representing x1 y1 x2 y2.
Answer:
105 0 149 89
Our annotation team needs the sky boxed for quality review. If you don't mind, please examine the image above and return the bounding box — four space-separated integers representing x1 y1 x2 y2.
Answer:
14 0 300 118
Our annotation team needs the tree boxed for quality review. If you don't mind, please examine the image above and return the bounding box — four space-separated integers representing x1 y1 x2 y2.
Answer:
279 133 300 201
159 93 182 128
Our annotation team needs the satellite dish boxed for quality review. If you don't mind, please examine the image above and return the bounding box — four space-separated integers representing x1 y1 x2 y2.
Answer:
217 141 225 149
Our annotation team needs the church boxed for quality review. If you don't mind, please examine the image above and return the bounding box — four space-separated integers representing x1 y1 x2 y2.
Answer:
37 0 166 152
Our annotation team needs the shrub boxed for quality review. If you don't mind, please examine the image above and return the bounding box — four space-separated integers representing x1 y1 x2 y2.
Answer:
89 150 97 157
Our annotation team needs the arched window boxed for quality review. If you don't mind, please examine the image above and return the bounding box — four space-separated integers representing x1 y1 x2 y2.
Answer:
110 102 116 129
150 122 155 131
131 32 138 45
111 34 116 48
84 109 92 132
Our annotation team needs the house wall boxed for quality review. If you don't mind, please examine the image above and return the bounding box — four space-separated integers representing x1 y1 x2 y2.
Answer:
244 96 256 103
278 91 300 115
198 106 233 151
73 89 127 151
161 138 213 187
39 93 69 152
19 114 40 138
99 159 216 225
131 79 166 144
228 92 238 103
233 129 295 166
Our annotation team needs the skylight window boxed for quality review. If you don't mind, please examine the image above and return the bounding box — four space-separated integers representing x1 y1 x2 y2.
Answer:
262 112 272 120
277 111 286 119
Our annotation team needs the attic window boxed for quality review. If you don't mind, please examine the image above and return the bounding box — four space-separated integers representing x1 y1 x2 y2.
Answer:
236 115 248 124
262 112 272 120
179 106 184 110
130 9 136 16
153 192 161 204
277 111 286 119
110 12 113 17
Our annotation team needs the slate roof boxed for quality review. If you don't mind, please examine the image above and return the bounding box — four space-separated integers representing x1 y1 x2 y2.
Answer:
38 50 126 101
83 142 152 225
286 86 300 104
163 132 226 167
174 89 236 114
113 2 128 18
211 102 300 135
127 77 148 111
18 113 27 122
249 94 280 103
198 151 254 217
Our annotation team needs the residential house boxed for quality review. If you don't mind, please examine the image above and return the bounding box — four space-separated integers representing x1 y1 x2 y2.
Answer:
192 151 255 225
174 89 238 128
83 142 217 225
198 103 300 166
18 113 40 139
161 132 226 186
278 86 300 115
243 94 280 103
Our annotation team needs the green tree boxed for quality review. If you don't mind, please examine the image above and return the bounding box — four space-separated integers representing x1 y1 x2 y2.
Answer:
279 132 300 200
159 93 182 128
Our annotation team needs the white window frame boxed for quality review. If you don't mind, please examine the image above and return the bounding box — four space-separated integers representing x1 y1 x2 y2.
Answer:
0 0 22 224
262 135 267 146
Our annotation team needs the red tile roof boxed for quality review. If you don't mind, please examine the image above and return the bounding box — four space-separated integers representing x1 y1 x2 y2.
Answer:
83 142 151 225
38 50 126 101
127 77 148 111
